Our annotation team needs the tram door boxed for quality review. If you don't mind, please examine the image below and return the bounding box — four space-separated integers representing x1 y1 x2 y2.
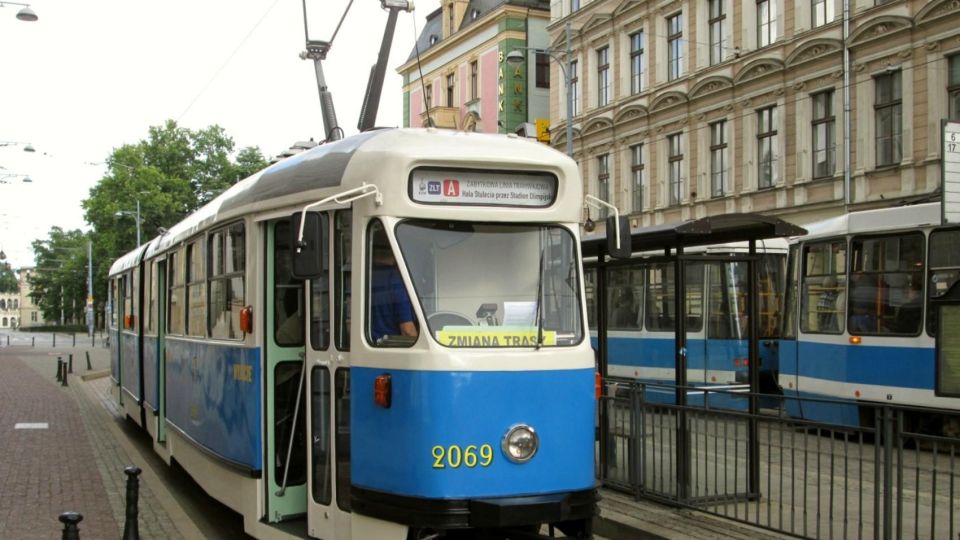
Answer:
264 219 308 522
305 210 352 540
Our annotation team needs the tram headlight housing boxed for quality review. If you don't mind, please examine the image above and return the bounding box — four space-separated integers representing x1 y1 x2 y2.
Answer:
501 424 539 463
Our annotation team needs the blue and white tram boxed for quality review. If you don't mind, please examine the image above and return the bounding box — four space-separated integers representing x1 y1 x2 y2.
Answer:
584 240 787 405
107 128 597 540
779 202 960 434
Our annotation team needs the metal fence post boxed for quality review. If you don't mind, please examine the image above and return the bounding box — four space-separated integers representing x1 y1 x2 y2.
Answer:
58 511 83 540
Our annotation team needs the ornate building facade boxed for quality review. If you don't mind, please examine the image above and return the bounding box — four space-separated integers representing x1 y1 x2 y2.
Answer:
399 0 553 134
547 0 960 227
17 267 44 328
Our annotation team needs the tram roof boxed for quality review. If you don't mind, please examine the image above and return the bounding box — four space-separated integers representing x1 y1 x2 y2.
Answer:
581 213 806 258
799 202 941 241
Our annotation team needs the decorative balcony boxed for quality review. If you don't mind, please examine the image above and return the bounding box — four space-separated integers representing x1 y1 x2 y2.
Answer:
421 106 460 129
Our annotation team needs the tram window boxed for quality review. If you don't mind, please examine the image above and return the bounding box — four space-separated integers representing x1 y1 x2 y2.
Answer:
309 214 330 351
274 362 306 486
607 267 642 330
123 273 133 329
168 251 184 335
367 220 417 347
759 254 785 338
927 229 960 336
800 240 846 334
585 268 597 331
145 262 155 334
782 246 800 339
335 369 351 511
186 241 206 337
848 233 923 335
707 262 747 339
310 367 331 505
110 279 119 329
644 262 703 333
209 223 245 340
275 221 305 346
335 211 352 351
397 220 584 348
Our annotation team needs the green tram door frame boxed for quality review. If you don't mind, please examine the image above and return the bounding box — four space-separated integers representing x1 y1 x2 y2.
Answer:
156 259 167 443
264 219 308 522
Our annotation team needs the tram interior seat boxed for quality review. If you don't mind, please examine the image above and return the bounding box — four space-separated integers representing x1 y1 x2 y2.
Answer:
427 311 473 329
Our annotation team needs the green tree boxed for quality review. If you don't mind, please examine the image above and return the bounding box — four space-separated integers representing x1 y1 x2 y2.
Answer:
29 228 89 324
74 119 267 328
0 262 17 293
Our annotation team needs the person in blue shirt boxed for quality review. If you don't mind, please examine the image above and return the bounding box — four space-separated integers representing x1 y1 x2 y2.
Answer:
370 241 418 344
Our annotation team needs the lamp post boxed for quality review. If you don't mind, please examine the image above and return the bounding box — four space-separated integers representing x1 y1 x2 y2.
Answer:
116 200 142 247
0 2 38 21
506 21 574 157
0 141 36 152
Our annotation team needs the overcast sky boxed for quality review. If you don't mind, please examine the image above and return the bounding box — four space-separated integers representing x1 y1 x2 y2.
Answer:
0 0 438 268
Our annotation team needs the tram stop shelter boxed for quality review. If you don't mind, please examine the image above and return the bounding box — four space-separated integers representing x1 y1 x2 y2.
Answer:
582 213 806 498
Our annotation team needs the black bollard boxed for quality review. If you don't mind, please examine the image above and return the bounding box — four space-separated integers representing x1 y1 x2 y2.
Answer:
85 351 92 371
58 511 83 540
61 362 68 387
56 358 63 381
68 354 74 374
122 466 141 540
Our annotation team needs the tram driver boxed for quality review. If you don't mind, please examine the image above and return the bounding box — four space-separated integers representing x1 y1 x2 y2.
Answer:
370 229 418 345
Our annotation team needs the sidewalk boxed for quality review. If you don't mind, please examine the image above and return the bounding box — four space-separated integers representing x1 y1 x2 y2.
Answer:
0 336 199 540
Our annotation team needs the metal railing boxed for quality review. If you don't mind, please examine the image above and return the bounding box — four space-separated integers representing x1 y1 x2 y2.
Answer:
598 381 960 539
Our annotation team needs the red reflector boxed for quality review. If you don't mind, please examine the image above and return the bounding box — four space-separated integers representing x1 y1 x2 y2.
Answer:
374 374 392 408
239 306 253 334
595 371 602 400
124 314 135 329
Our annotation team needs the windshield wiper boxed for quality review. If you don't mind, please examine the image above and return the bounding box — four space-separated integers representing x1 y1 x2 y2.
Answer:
534 249 545 350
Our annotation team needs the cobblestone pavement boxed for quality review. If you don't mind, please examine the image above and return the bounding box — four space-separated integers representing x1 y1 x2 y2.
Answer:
0 340 191 540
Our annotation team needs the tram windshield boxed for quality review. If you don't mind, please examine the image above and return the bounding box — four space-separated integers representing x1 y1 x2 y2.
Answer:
396 220 584 348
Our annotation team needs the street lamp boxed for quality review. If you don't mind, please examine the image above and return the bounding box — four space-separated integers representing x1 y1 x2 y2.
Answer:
0 2 38 21
506 21 574 157
0 141 36 152
116 200 142 247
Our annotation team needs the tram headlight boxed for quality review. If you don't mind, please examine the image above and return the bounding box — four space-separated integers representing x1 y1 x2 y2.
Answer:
501 424 539 463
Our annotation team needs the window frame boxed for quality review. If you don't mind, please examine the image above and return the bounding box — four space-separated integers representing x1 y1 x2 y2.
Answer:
597 154 610 218
757 0 776 48
757 106 778 189
847 232 925 337
596 46 611 107
630 143 644 212
167 250 185 336
874 70 902 168
668 132 684 206
667 13 683 81
812 90 836 179
710 120 729 197
446 73 455 107
800 238 847 335
630 31 645 94
709 0 725 65
535 53 550 89
949 55 960 121
207 221 246 341
812 0 833 27
185 239 206 337
470 60 479 100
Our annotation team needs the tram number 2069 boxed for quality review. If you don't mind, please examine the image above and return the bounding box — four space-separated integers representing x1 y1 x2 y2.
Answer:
431 444 494 469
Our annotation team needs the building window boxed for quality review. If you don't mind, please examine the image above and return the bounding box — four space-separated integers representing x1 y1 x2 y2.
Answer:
597 154 610 218
757 0 776 48
570 60 580 116
31 311 37 322
812 90 835 178
470 60 478 100
446 73 455 106
668 133 684 205
709 0 725 65
425 83 433 107
630 31 645 94
710 120 729 197
757 106 778 188
571 0 580 11
812 0 833 27
631 144 644 212
536 53 550 89
597 47 610 107
875 71 902 167
949 55 960 120
667 13 683 81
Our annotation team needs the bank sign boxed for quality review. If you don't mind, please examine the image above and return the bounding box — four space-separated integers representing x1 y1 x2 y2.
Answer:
409 168 557 207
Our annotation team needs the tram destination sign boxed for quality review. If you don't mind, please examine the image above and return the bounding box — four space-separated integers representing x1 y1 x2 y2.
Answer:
409 168 557 207
943 121 960 224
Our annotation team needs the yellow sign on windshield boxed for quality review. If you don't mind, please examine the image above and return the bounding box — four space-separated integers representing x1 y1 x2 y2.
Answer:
436 327 557 347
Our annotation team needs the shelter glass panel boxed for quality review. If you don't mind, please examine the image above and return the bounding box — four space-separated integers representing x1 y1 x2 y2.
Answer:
608 267 643 330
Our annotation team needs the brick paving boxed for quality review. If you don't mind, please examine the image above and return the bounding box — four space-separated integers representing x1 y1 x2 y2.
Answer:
0 340 187 540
